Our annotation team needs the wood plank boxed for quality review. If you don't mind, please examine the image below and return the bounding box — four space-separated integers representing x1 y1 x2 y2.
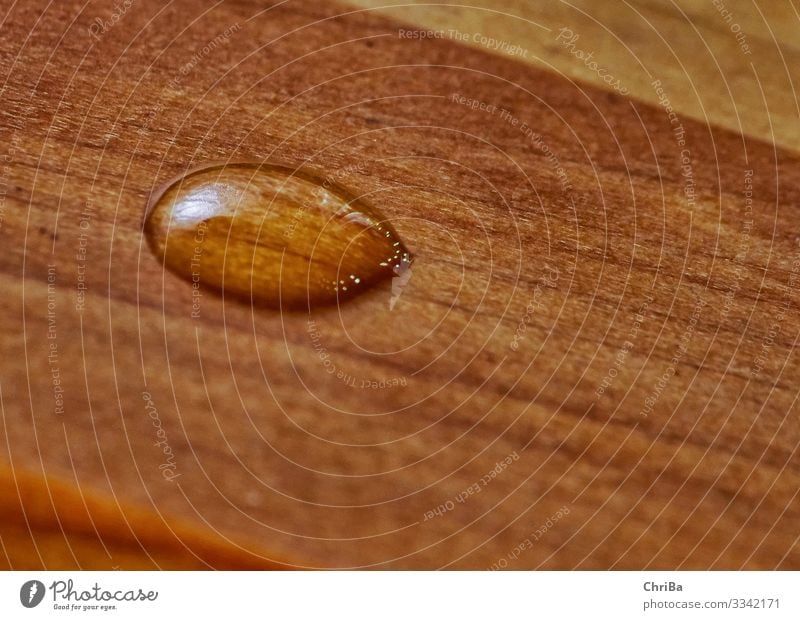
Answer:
0 469 285 569
0 0 799 568
349 0 800 152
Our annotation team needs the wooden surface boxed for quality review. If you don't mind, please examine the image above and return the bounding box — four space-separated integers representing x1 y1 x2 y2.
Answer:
353 0 800 152
1 0 800 569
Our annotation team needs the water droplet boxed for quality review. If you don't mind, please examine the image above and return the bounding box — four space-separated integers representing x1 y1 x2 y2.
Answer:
145 163 412 309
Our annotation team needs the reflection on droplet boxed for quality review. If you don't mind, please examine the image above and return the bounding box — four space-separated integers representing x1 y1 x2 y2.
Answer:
145 163 412 309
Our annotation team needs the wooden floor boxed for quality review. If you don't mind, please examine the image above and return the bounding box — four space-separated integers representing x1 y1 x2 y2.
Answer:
0 0 799 569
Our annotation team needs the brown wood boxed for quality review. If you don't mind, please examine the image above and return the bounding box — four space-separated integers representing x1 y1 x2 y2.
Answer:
1 0 799 569
0 468 285 569
352 0 800 152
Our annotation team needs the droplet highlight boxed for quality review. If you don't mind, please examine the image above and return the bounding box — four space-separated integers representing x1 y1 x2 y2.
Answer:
145 163 412 309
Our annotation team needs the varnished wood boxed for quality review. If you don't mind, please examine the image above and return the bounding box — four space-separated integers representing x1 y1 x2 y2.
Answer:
1 0 799 569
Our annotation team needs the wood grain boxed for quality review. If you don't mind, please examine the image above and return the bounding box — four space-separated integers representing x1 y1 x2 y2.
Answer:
1 0 799 569
350 0 800 152
0 468 284 569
